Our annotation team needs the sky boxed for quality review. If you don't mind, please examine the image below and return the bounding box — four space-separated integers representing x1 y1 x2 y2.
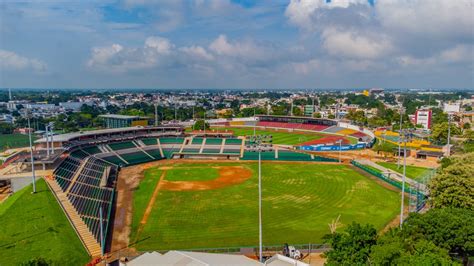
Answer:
0 0 473 89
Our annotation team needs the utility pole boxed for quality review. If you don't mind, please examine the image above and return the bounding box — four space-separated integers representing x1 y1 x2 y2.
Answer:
337 139 342 163
397 105 403 169
27 109 36 193
247 135 273 263
447 113 452 156
154 103 158 126
45 125 50 157
49 122 55 154
253 107 256 137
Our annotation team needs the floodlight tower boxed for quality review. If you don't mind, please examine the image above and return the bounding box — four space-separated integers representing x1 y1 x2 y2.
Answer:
399 129 412 228
49 122 55 154
397 104 404 169
447 113 452 156
247 135 273 263
26 108 36 193
336 139 343 163
154 102 159 126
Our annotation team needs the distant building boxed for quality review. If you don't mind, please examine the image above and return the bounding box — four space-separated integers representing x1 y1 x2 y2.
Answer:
59 102 84 111
99 114 149 128
304 105 316 116
415 109 432 130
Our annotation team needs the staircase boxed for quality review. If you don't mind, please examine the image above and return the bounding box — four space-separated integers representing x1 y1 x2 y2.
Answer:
46 178 102 257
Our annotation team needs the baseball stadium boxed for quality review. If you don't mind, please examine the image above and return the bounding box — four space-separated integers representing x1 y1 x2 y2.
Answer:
0 115 428 265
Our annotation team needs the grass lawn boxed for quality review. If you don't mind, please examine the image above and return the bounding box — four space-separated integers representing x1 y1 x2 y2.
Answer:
131 162 400 250
0 179 90 265
0 133 36 152
376 162 434 181
209 127 327 145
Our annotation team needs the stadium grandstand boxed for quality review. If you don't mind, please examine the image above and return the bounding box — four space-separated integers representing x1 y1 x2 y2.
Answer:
0 122 348 258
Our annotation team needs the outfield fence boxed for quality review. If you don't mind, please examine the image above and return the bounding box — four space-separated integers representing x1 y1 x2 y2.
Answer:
351 160 427 212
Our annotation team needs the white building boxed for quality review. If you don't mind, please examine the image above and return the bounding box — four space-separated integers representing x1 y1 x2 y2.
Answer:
414 109 432 130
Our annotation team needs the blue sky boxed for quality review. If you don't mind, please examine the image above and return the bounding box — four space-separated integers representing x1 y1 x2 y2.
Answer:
0 0 472 89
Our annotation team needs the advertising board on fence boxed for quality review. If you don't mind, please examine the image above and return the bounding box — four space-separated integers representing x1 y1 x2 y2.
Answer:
299 143 367 151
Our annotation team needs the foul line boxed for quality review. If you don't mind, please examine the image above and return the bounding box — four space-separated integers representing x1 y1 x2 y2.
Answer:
135 171 166 241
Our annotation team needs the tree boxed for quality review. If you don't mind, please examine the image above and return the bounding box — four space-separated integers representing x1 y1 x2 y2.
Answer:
401 208 474 263
428 153 474 209
313 112 321 118
323 222 377 265
193 119 209 131
431 122 461 145
370 232 454 265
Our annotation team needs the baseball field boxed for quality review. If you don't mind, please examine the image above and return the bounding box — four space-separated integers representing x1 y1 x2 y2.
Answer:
128 161 401 251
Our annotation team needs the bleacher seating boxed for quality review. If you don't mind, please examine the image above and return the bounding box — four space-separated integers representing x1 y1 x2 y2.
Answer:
202 149 221 153
65 157 116 243
121 151 154 165
191 138 204 145
141 138 158 146
53 157 81 191
256 121 329 131
225 138 242 145
82 146 102 155
145 149 163 159
102 155 126 166
160 137 184 144
70 149 89 159
205 138 223 145
108 141 136 151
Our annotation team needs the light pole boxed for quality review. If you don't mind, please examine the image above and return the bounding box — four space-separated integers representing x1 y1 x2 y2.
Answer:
49 122 55 154
247 135 273 262
336 139 342 163
397 105 403 169
253 107 256 137
45 125 50 157
27 109 36 193
399 129 411 228
447 113 452 156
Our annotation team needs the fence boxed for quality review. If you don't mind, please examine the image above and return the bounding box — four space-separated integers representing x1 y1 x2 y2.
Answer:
351 160 426 212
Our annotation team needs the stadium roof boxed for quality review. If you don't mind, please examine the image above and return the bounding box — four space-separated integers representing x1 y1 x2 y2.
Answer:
126 250 263 266
98 114 141 119
34 126 181 143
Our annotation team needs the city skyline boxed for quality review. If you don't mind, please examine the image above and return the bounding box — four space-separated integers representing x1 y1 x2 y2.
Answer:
1 0 473 89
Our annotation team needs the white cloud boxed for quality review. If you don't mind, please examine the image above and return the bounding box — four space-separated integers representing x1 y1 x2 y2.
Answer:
285 0 369 30
0 50 47 72
438 45 474 63
87 36 175 72
180 45 214 61
208 34 269 62
144 36 174 54
321 28 393 59
397 45 474 67
376 0 473 40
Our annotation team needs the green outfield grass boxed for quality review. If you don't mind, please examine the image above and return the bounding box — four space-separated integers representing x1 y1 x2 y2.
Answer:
0 179 90 265
0 133 36 152
210 127 327 145
376 162 434 181
130 162 401 251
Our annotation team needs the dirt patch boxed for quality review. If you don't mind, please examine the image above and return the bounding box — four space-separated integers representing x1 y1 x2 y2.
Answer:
109 160 168 254
160 166 252 191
